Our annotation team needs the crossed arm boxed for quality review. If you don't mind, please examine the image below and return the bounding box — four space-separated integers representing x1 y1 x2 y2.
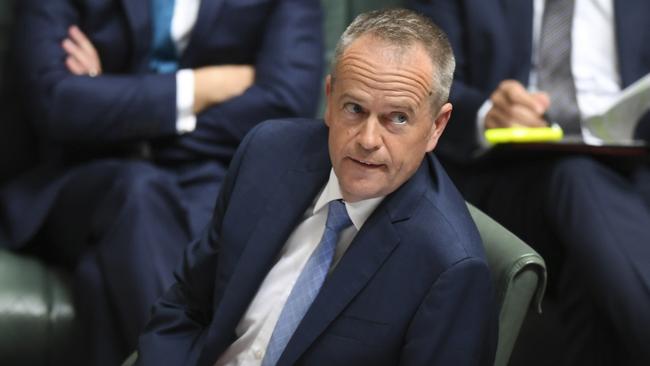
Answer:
16 0 323 146
60 25 254 116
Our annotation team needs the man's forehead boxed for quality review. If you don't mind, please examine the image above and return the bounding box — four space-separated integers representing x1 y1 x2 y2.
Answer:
336 36 434 95
334 37 434 108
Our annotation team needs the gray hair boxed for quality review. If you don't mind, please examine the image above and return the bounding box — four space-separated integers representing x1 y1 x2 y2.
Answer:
331 8 455 112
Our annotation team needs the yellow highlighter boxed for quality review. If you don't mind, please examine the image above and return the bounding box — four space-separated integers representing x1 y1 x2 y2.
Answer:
484 124 564 145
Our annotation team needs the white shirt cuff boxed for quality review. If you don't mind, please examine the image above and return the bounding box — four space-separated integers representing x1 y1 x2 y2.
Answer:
175 69 197 134
476 99 492 148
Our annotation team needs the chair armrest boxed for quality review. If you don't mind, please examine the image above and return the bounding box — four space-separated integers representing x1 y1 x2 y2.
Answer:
0 249 78 365
466 203 547 312
466 203 547 366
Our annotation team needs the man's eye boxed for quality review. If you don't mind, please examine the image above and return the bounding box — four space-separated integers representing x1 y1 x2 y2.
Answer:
344 103 363 114
389 113 408 125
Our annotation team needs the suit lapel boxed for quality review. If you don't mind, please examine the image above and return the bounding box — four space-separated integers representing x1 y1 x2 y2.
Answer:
197 125 331 365
278 160 432 366
121 0 227 67
181 0 227 63
278 212 400 366
614 0 648 86
120 0 152 71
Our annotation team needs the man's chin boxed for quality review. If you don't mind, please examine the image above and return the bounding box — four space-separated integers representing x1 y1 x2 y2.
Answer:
340 183 386 203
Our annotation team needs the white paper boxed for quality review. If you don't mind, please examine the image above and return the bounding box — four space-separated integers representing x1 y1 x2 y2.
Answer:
582 73 650 144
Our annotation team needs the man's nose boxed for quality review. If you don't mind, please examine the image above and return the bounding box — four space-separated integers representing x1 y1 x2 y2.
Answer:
357 116 382 151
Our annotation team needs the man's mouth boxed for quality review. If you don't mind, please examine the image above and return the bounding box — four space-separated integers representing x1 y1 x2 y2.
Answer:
349 157 384 169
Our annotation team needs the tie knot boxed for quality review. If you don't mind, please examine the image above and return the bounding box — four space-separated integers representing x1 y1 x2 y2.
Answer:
326 200 352 233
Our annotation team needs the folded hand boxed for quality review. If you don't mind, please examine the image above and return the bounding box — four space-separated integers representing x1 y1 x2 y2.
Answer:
62 25 102 77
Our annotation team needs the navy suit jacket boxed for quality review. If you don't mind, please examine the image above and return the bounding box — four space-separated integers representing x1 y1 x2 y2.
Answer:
0 0 323 247
136 119 498 366
408 0 650 161
14 0 323 163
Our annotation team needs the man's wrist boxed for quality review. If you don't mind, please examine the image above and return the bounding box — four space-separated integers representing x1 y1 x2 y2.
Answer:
476 99 493 148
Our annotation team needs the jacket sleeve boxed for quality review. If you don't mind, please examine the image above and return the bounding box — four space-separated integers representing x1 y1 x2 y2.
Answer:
15 0 179 143
134 123 263 366
177 0 324 159
14 0 324 149
399 257 498 366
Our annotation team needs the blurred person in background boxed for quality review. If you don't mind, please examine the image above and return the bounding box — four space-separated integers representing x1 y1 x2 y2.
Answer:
409 0 650 365
0 0 323 364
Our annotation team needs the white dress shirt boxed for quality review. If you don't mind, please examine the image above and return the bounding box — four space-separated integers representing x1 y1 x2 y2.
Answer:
214 169 384 366
171 0 201 133
477 0 621 144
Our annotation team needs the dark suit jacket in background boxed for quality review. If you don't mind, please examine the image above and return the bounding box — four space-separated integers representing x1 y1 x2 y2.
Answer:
408 0 650 162
0 1 324 363
136 119 498 366
407 1 650 365
1 0 324 247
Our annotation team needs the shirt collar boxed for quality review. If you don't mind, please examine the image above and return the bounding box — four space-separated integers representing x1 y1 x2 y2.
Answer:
313 169 384 230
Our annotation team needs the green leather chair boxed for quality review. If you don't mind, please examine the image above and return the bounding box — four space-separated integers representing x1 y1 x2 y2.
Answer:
467 204 547 366
0 250 79 366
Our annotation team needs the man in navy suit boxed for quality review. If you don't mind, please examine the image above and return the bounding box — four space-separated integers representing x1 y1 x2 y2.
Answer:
136 8 497 366
409 0 650 365
0 0 322 364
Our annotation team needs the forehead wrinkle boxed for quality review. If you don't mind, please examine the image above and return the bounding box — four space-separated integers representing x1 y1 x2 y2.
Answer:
342 63 431 95
339 73 426 108
379 87 425 108
339 53 432 94
337 63 430 108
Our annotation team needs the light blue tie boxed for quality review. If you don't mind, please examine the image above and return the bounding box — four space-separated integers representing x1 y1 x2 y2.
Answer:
261 200 352 366
149 0 178 73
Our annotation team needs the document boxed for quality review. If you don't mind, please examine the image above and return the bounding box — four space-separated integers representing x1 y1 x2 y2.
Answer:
583 72 650 145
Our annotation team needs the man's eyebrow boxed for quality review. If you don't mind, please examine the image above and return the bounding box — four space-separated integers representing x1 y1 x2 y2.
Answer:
386 103 416 115
339 92 364 103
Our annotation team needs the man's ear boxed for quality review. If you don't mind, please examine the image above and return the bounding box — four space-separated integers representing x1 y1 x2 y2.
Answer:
325 74 333 97
425 102 453 152
324 74 333 127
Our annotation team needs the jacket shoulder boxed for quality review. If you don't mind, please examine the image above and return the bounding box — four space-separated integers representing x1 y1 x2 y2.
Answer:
402 155 486 271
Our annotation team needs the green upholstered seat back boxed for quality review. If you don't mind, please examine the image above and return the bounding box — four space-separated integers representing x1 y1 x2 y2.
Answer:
0 249 79 366
467 203 547 366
